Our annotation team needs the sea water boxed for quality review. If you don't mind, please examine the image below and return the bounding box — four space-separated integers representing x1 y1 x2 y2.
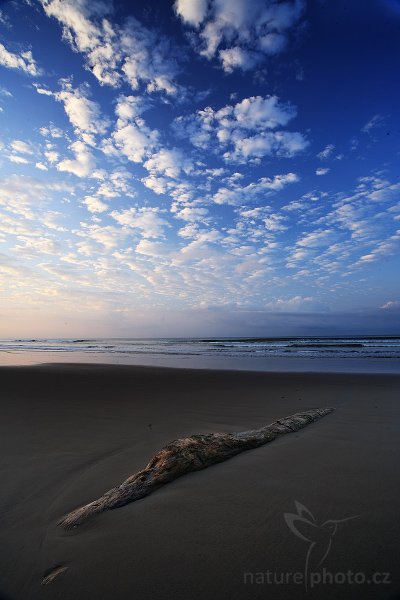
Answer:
1 337 399 372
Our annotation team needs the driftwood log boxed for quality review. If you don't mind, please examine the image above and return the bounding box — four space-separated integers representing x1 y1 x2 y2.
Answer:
59 407 333 529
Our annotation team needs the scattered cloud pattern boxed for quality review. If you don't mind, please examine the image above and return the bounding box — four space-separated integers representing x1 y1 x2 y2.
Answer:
0 0 399 335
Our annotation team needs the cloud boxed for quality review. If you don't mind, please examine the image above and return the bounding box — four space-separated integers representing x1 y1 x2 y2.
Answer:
174 0 208 27
54 80 109 140
101 94 160 163
113 120 159 163
0 42 40 76
213 172 298 205
219 47 261 73
143 148 193 179
362 114 385 134
9 155 30 164
354 230 400 266
40 0 181 94
115 94 150 121
317 144 335 160
10 140 34 155
76 223 125 250
380 300 400 311
0 9 11 28
96 169 134 198
297 229 336 248
264 295 319 312
44 149 59 164
175 0 305 72
0 175 73 222
33 84 53 95
0 86 12 98
110 207 168 238
174 207 209 222
14 236 60 256
135 239 167 256
321 177 400 244
174 95 307 162
316 167 329 176
234 95 296 129
57 140 96 177
39 123 64 138
224 130 308 162
83 195 109 213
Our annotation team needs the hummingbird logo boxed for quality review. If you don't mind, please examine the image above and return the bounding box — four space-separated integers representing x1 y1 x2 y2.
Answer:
284 501 359 589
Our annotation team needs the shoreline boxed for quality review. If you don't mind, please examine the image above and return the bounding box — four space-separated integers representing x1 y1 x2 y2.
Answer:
1 365 399 599
1 351 400 373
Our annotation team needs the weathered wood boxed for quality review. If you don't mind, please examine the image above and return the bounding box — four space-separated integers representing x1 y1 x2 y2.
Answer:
59 407 333 529
41 565 68 585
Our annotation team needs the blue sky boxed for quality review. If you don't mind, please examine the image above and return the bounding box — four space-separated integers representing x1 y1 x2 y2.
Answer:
0 0 399 337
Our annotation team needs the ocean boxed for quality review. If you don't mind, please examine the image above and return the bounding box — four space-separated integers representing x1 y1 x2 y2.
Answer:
1 336 400 372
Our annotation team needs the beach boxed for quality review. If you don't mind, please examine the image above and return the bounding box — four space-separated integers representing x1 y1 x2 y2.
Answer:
0 364 399 599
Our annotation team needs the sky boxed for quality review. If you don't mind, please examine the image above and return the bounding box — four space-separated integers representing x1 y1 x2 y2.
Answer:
0 0 399 338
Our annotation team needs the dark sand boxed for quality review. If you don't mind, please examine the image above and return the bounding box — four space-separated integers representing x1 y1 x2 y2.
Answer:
0 364 399 599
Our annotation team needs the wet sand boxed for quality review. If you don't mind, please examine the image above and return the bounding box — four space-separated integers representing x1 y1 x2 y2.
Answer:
0 364 399 599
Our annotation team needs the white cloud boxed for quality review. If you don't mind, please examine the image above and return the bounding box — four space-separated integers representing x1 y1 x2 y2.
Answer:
115 95 149 121
110 207 168 238
362 114 385 134
143 148 193 179
233 95 296 129
40 0 180 94
107 94 160 162
219 47 260 73
54 80 109 138
141 175 171 196
42 211 67 232
44 150 59 164
213 173 298 205
0 42 40 76
0 86 12 98
15 236 60 255
174 95 307 162
317 144 335 160
0 10 11 28
39 123 64 138
175 229 221 263
113 120 159 163
316 167 329 176
259 32 287 54
174 0 208 27
265 295 318 312
355 231 400 266
380 300 400 311
175 0 305 72
135 239 167 256
57 140 95 177
83 196 109 213
297 229 336 248
33 84 53 96
77 223 125 250
224 130 308 162
0 175 73 222
96 169 133 198
11 140 34 154
174 207 209 222
9 155 30 164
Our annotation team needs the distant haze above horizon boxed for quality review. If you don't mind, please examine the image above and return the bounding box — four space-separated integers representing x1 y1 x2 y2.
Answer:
0 0 399 337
